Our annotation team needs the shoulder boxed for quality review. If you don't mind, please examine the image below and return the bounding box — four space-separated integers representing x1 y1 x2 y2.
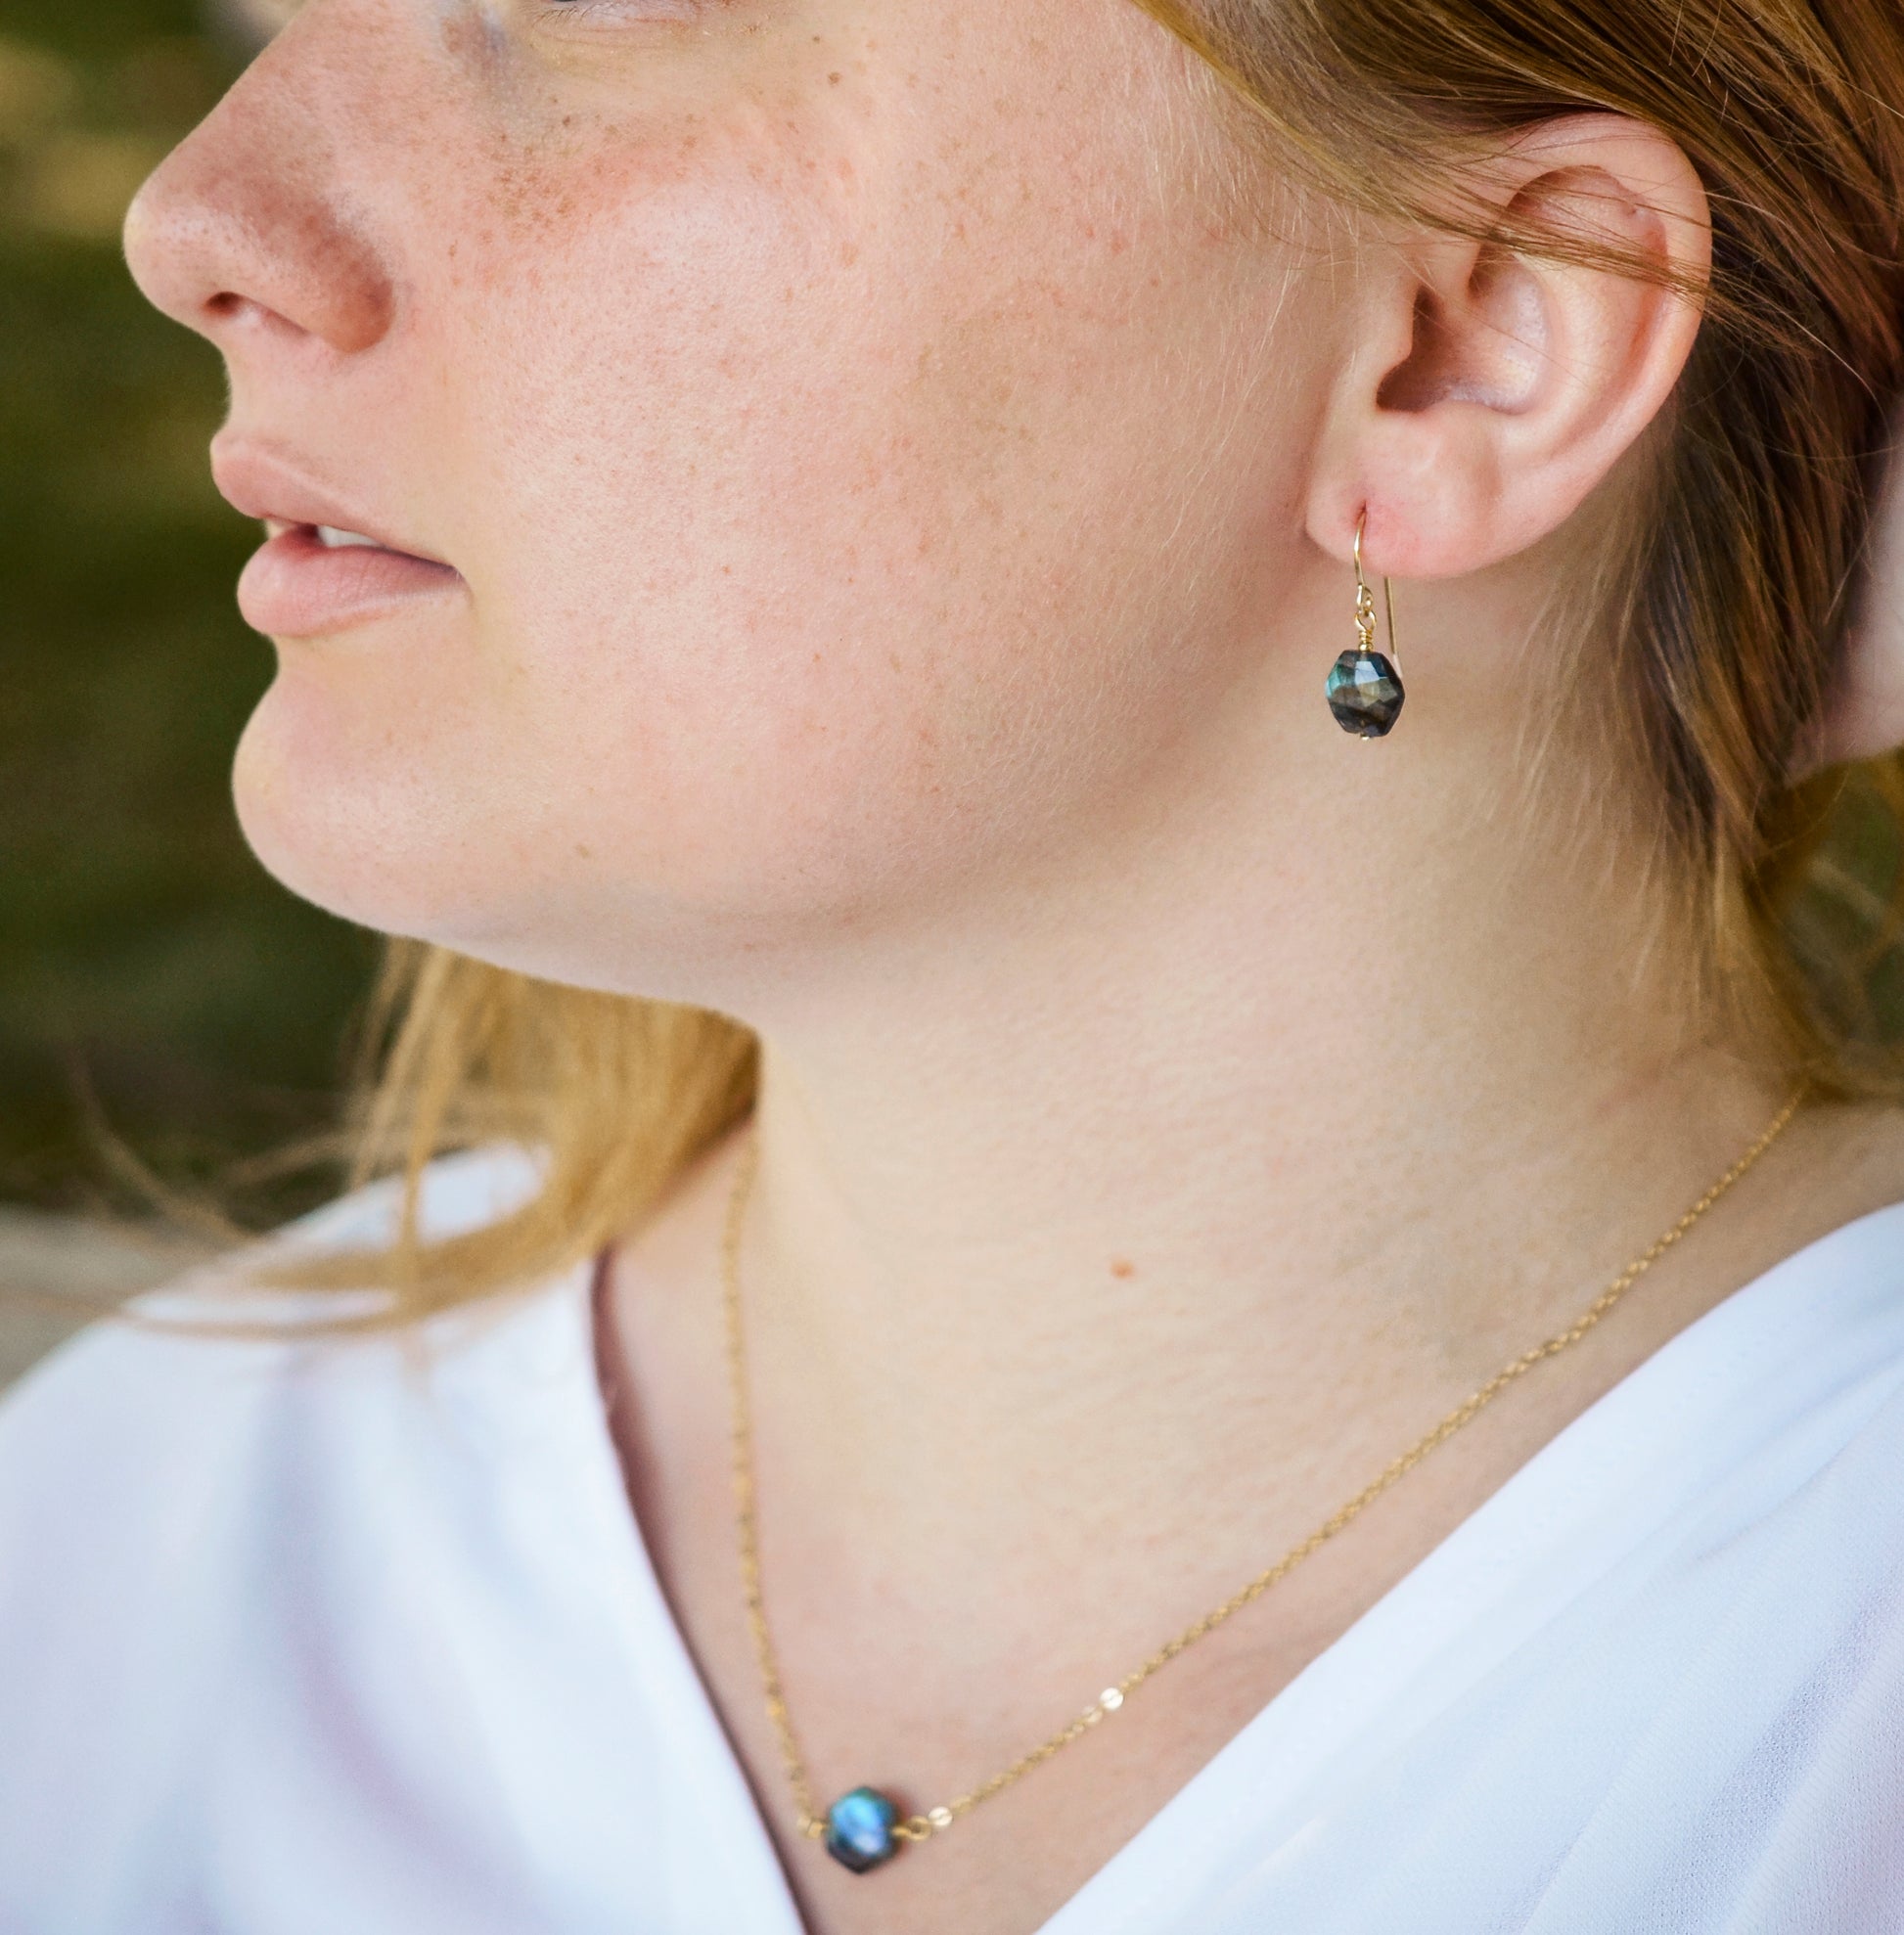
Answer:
0 1153 647 1928
0 1144 594 1703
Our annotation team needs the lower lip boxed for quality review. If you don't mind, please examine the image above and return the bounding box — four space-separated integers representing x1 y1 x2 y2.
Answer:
237 526 464 637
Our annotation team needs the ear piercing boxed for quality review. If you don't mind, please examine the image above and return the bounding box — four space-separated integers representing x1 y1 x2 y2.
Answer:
1326 513 1405 738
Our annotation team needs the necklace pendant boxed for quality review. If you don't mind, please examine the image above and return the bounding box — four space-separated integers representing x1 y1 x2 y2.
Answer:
823 1786 901 1873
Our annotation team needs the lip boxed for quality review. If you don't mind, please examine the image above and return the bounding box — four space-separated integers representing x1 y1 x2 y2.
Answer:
211 439 464 638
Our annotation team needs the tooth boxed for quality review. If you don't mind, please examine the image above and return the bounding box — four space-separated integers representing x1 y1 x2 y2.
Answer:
315 525 385 550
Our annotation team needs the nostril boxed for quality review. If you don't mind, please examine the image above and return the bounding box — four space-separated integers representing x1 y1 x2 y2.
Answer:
203 288 276 339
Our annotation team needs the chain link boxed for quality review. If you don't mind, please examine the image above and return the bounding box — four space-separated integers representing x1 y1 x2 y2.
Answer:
722 1089 1803 1847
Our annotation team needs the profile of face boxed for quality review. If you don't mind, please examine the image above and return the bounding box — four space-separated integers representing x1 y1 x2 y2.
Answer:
125 0 1708 1010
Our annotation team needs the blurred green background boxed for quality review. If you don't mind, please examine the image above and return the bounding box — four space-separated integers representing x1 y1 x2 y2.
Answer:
1 0 372 1216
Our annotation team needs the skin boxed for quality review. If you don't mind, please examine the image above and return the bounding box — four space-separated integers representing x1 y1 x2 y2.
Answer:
124 3 1904 1930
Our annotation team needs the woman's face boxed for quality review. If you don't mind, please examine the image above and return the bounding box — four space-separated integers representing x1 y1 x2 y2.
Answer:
126 0 1340 999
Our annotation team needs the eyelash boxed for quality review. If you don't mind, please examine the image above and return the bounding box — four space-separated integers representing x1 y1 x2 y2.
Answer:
533 0 701 17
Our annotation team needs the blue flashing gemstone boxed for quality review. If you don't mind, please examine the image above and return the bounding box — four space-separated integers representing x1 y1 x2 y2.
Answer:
1326 649 1406 738
824 1786 901 1873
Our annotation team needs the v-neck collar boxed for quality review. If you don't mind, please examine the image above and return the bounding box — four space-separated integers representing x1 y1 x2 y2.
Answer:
554 1196 1904 1935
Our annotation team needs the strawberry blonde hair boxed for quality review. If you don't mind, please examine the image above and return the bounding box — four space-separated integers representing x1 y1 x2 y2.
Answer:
305 0 1904 1321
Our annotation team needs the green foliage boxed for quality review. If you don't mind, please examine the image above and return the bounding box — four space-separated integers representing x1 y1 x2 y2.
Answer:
1 5 373 1211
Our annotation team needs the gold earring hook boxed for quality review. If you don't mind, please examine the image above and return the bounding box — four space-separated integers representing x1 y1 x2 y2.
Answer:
1353 510 1400 665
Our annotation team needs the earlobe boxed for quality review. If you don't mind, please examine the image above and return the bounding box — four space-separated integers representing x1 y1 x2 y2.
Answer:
1309 113 1712 581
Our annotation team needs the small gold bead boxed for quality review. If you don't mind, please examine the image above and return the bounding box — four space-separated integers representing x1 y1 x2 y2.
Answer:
929 1806 954 1831
1100 1688 1125 1711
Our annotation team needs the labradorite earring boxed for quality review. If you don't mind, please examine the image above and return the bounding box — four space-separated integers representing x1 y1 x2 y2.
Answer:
1326 513 1405 738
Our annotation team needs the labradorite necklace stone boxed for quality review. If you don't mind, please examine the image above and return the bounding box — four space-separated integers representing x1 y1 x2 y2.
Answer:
718 1096 1803 1869
823 1787 902 1872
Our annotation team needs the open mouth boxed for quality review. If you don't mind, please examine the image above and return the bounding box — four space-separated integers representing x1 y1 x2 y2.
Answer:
209 442 469 639
299 521 394 552
262 517 443 560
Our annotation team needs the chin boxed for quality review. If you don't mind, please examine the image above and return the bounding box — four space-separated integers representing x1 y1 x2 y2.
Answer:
230 697 484 945
231 696 744 993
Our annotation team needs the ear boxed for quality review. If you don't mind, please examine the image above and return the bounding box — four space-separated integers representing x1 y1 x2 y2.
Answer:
1308 113 1712 578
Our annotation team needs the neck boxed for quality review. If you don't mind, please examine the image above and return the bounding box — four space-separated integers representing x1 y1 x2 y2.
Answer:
725 621 1785 1597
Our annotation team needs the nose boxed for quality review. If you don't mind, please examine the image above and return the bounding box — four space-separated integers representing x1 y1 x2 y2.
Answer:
123 22 395 360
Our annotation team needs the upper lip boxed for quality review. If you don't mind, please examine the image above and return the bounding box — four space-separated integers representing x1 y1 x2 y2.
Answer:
209 438 453 566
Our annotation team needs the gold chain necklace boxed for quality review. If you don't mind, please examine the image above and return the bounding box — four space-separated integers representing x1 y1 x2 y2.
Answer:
721 1090 1802 1874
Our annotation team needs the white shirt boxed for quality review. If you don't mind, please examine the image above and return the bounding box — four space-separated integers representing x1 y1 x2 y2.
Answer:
3 1148 1904 1933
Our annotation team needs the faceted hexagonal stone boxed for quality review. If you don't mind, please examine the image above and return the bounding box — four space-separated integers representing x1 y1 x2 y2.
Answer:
1326 649 1405 738
824 1786 901 1873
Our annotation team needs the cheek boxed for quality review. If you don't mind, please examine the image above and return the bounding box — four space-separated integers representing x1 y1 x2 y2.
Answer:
234 42 1319 970
431 181 1236 887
